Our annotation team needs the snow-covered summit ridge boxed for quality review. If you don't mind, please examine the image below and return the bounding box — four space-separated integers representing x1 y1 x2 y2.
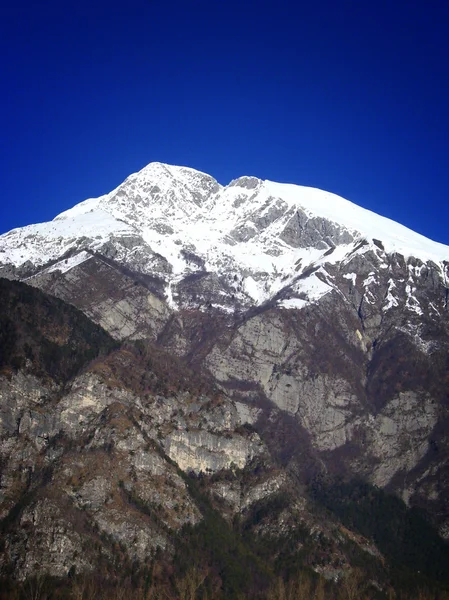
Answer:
52 161 448 265
0 162 447 307
263 180 449 262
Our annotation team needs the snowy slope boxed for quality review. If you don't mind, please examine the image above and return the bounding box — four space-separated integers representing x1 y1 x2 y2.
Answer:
1 162 448 309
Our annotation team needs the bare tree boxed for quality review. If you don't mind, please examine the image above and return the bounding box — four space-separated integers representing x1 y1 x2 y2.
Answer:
173 566 207 600
266 577 287 600
339 568 366 600
24 574 47 600
313 577 326 600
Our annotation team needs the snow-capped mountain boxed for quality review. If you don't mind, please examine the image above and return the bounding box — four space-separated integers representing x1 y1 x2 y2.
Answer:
1 162 449 582
1 162 448 316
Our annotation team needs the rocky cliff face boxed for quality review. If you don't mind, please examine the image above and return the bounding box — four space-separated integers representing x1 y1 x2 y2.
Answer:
0 163 448 592
1 280 381 587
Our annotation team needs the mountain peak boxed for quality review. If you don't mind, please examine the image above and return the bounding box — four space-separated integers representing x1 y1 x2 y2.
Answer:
0 163 448 313
227 176 262 190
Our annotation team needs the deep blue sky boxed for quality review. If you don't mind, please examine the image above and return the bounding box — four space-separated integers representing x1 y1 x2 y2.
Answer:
1 0 449 245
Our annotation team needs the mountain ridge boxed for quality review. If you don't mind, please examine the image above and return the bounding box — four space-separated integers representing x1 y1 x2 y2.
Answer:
1 162 448 314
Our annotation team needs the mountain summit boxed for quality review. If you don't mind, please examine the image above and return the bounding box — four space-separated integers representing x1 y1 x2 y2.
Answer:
1 162 448 313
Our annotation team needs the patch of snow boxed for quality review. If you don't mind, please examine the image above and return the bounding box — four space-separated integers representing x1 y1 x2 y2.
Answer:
383 279 399 311
405 283 423 315
46 251 91 274
165 281 176 310
243 276 266 303
279 298 309 310
292 272 333 303
428 302 439 315
363 272 377 287
206 303 235 314
343 273 357 285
